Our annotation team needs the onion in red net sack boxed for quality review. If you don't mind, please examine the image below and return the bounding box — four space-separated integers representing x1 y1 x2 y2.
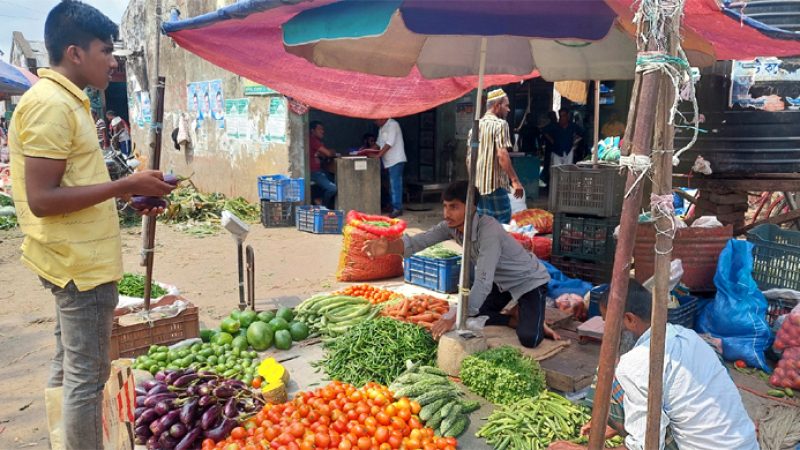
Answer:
774 308 800 351
336 211 407 282
512 209 554 234
770 347 800 389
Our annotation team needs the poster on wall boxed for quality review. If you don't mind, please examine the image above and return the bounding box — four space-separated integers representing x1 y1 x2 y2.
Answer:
209 79 225 128
225 98 251 140
264 97 288 143
455 98 474 139
730 57 800 111
243 78 278 96
187 82 204 128
138 91 152 127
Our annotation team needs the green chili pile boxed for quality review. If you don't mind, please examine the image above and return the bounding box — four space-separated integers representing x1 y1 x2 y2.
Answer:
315 317 437 387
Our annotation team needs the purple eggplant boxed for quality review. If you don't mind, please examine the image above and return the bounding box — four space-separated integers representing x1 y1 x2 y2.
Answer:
134 425 152 445
135 406 147 417
141 379 159 391
147 383 169 396
223 397 238 419
136 385 149 396
136 408 159 428
197 385 211 397
136 395 147 407
203 418 237 441
144 392 178 408
197 395 215 407
150 410 180 436
242 398 257 413
131 196 169 211
145 435 160 450
173 373 198 388
163 174 181 186
200 405 221 430
175 427 202 450
159 430 179 450
169 422 187 439
154 372 167 382
154 400 173 416
225 379 247 390
179 398 198 425
212 386 234 398
164 370 185 385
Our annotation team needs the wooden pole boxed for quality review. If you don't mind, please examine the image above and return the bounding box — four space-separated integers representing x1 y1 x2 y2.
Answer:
587 72 663 450
141 77 166 309
457 37 487 330
140 0 164 310
644 77 675 450
592 80 601 164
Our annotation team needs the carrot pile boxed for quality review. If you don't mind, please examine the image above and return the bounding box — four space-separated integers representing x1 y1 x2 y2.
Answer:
336 284 403 304
381 294 451 329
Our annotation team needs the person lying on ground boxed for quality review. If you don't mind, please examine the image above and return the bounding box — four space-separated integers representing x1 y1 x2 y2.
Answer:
362 180 560 348
548 280 758 450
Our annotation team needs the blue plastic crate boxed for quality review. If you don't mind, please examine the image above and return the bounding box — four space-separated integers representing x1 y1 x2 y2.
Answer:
404 255 461 294
296 205 344 234
258 175 305 202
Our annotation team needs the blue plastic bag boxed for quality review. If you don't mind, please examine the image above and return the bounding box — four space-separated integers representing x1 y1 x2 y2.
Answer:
696 240 773 372
542 261 593 298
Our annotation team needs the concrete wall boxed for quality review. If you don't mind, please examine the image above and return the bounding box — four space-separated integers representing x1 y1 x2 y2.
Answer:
121 0 294 203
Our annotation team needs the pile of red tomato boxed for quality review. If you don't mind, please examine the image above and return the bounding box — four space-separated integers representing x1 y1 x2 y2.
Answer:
204 381 458 450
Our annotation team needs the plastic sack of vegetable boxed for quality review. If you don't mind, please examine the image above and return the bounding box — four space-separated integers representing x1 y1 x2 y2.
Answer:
696 239 773 372
337 211 407 281
512 208 553 234
771 303 800 389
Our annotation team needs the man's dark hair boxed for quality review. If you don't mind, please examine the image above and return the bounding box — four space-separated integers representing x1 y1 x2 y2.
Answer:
598 279 652 322
310 120 323 131
45 1 119 65
442 181 479 204
106 110 116 117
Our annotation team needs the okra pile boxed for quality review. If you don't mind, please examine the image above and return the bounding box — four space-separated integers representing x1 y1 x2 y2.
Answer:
476 391 591 450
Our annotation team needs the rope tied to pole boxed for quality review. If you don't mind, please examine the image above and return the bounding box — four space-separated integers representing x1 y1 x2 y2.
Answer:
633 0 700 167
650 193 677 255
619 154 653 198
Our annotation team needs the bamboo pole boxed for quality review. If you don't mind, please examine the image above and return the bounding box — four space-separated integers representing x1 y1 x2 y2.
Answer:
457 37 487 330
587 71 662 450
140 0 164 310
592 80 601 164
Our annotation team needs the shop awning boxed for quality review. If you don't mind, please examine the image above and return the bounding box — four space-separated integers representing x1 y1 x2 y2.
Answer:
162 0 800 119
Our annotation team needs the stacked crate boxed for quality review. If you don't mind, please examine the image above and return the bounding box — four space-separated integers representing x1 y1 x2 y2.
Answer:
258 175 304 227
549 164 625 284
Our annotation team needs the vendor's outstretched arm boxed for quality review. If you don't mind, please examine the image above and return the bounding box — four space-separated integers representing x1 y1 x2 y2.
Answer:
363 221 451 259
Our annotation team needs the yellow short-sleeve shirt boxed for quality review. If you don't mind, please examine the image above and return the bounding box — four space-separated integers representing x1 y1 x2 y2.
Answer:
8 69 122 291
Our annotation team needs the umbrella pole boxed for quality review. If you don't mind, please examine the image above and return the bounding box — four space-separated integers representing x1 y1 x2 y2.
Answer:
592 80 600 164
456 37 487 331
140 0 164 311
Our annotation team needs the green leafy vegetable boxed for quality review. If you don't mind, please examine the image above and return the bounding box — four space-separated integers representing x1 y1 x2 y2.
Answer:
416 243 461 259
460 345 545 405
118 273 168 298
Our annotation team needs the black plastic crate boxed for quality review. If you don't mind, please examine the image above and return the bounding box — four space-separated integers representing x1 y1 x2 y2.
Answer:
550 254 613 285
549 164 625 217
747 224 800 292
588 284 701 328
552 213 618 262
260 200 296 228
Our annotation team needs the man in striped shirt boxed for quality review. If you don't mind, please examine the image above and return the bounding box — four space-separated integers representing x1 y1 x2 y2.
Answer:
467 88 524 224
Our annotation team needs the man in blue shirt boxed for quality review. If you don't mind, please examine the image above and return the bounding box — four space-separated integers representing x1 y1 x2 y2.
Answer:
544 108 582 166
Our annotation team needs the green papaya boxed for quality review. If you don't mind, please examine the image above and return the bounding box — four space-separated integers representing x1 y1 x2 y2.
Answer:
276 307 294 322
274 329 292 350
289 321 309 341
246 321 274 351
239 310 258 328
257 310 276 323
269 317 290 331
220 317 241 334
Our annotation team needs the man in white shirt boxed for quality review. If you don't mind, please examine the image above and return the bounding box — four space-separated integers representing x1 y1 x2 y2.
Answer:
373 118 407 218
549 280 758 450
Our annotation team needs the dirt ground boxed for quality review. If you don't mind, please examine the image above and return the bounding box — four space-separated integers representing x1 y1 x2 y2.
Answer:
0 209 444 449
1 207 796 449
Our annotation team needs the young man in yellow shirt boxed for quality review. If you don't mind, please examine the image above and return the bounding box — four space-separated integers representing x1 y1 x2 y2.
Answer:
8 2 174 448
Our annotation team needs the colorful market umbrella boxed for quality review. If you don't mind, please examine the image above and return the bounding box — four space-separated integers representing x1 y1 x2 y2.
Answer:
163 1 538 119
0 60 37 96
283 0 800 80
